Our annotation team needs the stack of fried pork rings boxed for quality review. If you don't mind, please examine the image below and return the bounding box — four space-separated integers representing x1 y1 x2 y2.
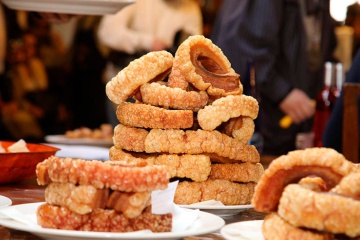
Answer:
107 35 264 206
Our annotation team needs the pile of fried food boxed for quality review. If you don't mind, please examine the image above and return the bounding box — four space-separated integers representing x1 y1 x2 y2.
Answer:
35 156 172 232
65 124 113 140
106 35 264 206
252 147 360 239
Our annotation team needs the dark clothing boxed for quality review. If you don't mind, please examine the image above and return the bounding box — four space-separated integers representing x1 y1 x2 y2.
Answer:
211 0 336 155
322 50 360 152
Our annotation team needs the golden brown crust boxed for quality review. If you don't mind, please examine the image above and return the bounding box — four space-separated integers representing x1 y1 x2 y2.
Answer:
106 51 173 104
221 116 255 144
109 146 211 182
209 162 264 183
278 184 360 237
36 156 169 192
113 124 148 152
197 95 259 131
116 102 194 129
144 129 260 163
331 172 360 197
172 35 243 96
251 148 358 213
174 179 256 205
262 212 333 240
37 203 172 232
140 82 208 111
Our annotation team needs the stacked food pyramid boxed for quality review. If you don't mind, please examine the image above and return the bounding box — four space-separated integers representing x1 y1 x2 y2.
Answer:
107 35 264 206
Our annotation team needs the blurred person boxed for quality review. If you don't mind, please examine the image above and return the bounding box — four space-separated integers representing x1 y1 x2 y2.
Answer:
97 0 203 127
322 49 360 153
211 0 337 155
345 3 360 59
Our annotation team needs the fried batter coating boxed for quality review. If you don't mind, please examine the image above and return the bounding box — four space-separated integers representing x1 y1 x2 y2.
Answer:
209 162 264 183
113 124 148 152
106 191 151 219
197 95 259 131
278 184 360 238
331 172 360 197
251 148 358 213
174 179 256 205
140 82 208 111
167 64 189 90
45 182 109 215
106 50 173 104
36 156 169 192
116 102 193 129
109 147 211 182
172 35 243 97
298 176 328 192
37 203 172 232
145 128 260 163
262 213 333 240
221 116 255 144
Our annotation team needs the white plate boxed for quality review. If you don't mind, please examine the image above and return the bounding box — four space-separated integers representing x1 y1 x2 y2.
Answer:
2 0 134 15
46 144 110 160
179 204 253 218
0 196 12 209
221 220 264 240
45 135 113 148
0 202 225 240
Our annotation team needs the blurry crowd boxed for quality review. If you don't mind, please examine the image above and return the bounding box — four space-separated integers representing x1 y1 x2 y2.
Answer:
0 0 358 157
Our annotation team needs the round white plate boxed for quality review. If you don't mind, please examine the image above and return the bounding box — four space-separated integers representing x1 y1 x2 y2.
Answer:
2 0 134 15
179 204 253 217
221 220 264 240
46 144 110 160
0 196 12 209
45 135 113 148
0 202 225 240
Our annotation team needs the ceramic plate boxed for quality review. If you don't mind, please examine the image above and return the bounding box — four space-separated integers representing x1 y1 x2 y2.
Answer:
45 135 113 148
0 202 225 240
220 220 264 240
0 196 12 209
2 0 134 15
179 204 253 217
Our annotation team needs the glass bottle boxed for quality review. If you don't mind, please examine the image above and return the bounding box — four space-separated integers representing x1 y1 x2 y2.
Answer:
312 62 337 147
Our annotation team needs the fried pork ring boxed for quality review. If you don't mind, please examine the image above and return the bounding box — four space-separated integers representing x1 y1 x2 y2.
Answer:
251 148 358 213
106 50 173 104
171 35 243 96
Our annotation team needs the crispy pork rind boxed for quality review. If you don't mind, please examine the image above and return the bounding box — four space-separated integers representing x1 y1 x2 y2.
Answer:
278 184 360 238
116 102 194 129
37 203 172 232
36 156 169 192
330 172 360 197
106 50 173 104
174 179 256 205
172 35 243 96
221 116 255 144
109 146 211 182
140 82 208 111
251 147 358 213
262 212 333 240
197 95 259 131
144 129 260 163
113 124 148 152
209 162 264 183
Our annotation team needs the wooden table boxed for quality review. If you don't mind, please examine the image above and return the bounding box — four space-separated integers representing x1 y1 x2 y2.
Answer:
0 178 267 240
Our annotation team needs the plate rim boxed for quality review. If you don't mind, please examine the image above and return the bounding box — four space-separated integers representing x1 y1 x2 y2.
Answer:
0 196 12 209
178 204 253 210
220 220 264 240
0 202 225 239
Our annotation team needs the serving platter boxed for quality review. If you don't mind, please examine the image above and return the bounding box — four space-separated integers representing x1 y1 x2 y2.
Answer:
220 220 264 240
0 202 225 240
179 204 253 217
2 0 134 15
45 135 113 148
0 196 12 209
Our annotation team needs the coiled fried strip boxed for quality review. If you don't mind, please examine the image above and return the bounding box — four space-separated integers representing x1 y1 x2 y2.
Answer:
251 148 358 213
140 82 208 111
36 156 169 192
197 95 259 131
106 50 173 104
209 162 264 183
221 116 255 144
116 102 194 129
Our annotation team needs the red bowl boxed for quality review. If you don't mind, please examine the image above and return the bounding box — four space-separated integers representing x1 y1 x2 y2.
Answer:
0 141 59 184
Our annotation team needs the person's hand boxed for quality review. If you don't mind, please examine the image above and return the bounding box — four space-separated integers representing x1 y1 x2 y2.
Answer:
150 39 168 51
32 12 82 24
279 88 315 124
